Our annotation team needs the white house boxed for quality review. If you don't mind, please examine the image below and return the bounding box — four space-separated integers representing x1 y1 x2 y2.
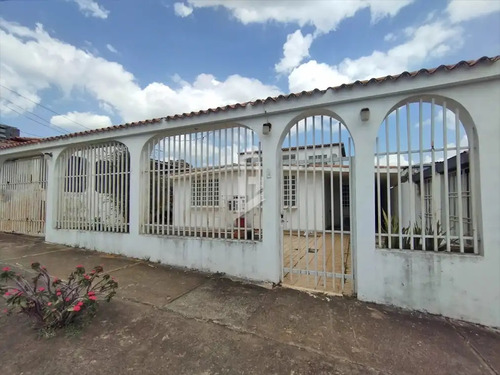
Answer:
1 56 499 327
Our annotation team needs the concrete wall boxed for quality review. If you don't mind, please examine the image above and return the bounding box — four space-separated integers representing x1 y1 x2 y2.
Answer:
2 61 499 327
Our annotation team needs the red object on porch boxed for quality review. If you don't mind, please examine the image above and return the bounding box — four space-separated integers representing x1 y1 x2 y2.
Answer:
235 217 245 228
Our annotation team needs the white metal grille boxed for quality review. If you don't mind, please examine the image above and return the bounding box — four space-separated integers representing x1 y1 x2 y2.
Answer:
56 142 130 232
281 116 354 295
0 156 47 235
375 99 478 254
141 126 262 240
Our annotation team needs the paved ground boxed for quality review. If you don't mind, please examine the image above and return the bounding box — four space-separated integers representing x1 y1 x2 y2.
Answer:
0 233 498 375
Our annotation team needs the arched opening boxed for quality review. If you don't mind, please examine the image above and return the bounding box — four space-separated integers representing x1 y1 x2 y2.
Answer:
280 114 355 295
56 141 130 232
140 124 262 241
374 97 479 254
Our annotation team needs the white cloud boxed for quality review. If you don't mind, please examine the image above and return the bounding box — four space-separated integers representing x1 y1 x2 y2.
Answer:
288 21 463 92
184 0 413 34
288 60 350 92
72 0 109 19
174 2 193 17
0 19 282 124
384 32 396 42
419 108 458 130
447 0 500 23
275 30 314 74
50 111 112 130
376 154 409 166
106 44 118 53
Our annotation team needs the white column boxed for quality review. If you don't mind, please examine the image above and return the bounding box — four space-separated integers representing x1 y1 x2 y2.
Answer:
44 148 63 242
121 136 150 236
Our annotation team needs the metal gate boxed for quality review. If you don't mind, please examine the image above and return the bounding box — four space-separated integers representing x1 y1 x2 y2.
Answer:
281 116 354 295
0 156 48 236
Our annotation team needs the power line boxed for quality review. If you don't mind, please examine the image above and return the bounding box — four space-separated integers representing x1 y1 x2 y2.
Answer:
2 104 67 135
20 130 44 138
0 84 95 131
3 98 69 134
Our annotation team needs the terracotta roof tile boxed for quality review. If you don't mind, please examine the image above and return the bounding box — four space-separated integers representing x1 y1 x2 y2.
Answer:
1 55 499 151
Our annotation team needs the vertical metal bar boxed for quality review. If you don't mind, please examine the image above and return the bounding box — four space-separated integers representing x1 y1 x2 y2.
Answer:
70 150 76 230
376 136 382 247
442 102 451 252
230 128 235 239
320 116 326 290
419 100 426 250
469 119 478 254
348 136 354 293
118 144 123 232
338 121 344 292
194 132 199 237
167 136 173 235
312 116 318 287
223 129 228 239
430 99 438 251
184 132 188 237
287 128 293 281
396 108 403 249
243 127 248 240
160 137 166 236
188 132 193 237
294 122 300 284
329 118 335 291
205 131 209 238
217 129 222 239
157 139 162 235
112 143 117 232
303 117 310 286
125 145 129 232
406 103 414 249
455 108 464 253
385 117 392 249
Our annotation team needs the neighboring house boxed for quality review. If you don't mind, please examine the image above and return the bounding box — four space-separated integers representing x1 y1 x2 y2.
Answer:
169 143 353 235
388 152 472 250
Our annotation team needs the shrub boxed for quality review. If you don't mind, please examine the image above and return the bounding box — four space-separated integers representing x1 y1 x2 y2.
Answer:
0 263 118 330
381 210 447 251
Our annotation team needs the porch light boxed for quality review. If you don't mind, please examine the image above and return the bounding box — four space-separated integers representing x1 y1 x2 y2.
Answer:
262 122 272 135
360 108 370 122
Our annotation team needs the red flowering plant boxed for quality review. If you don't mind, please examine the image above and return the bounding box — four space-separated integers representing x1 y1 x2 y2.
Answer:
0 263 118 330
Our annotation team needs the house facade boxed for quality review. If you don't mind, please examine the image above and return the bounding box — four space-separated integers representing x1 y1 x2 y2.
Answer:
1 56 499 327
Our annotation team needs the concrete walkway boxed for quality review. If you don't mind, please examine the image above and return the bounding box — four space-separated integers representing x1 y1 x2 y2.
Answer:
0 233 498 375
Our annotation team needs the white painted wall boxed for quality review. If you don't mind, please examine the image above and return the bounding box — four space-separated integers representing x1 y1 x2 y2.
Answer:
2 61 499 327
171 168 262 231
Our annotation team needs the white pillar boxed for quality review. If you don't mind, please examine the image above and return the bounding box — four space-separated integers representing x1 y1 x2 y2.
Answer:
44 148 63 242
121 136 150 237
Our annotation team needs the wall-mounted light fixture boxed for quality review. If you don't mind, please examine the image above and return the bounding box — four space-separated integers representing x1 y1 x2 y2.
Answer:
262 122 272 135
43 152 53 161
360 108 370 122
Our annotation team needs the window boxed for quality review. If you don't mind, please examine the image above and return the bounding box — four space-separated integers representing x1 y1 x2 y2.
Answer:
342 185 350 208
307 154 328 162
64 156 87 192
191 178 219 207
228 195 246 212
283 175 296 207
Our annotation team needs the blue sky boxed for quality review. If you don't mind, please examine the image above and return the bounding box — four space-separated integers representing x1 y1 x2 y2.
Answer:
0 0 499 138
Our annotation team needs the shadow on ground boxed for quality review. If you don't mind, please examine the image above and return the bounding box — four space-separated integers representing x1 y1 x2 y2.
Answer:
1 233 499 375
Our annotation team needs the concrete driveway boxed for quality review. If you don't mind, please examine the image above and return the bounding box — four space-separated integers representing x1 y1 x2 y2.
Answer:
0 233 498 375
